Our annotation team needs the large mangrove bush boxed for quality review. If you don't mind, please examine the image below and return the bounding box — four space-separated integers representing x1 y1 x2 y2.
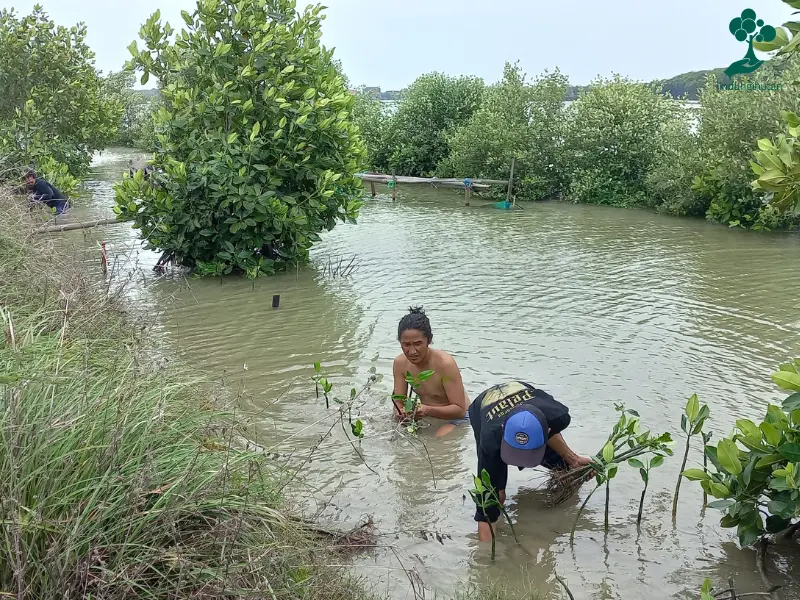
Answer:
115 0 367 277
562 75 682 207
0 5 121 192
382 72 484 177
440 62 568 200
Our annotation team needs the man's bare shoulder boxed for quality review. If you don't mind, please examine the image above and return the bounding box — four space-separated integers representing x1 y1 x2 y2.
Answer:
393 354 409 370
430 349 460 371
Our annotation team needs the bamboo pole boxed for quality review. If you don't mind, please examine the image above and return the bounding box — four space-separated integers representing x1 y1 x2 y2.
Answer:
33 218 128 234
507 157 516 207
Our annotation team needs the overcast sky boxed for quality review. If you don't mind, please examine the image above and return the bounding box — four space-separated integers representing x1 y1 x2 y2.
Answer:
5 0 796 89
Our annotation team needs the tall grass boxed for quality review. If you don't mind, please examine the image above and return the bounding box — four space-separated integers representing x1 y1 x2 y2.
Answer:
0 192 372 599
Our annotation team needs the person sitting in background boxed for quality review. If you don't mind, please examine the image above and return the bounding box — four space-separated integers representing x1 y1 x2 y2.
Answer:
392 306 470 438
23 170 68 215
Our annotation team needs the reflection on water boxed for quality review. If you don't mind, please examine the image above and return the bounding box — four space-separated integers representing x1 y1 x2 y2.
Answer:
66 150 800 599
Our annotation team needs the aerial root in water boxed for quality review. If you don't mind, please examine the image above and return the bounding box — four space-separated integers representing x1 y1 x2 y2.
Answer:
545 465 589 506
710 574 783 599
554 573 575 600
293 515 378 556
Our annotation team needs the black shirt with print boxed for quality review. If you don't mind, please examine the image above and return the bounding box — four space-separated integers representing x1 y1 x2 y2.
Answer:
468 381 571 523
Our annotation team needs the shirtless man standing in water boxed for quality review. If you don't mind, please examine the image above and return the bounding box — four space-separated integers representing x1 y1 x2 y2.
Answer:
392 307 469 438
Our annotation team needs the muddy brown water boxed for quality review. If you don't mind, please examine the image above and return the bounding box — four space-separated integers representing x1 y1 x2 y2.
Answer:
61 149 800 599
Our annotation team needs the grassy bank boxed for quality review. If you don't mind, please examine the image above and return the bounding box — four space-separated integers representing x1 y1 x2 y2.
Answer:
0 192 374 598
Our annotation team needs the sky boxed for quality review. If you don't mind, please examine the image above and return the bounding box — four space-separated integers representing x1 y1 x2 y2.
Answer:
5 0 797 89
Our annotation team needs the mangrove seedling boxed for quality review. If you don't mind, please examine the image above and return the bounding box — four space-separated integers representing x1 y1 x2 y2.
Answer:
672 394 710 519
312 361 333 409
468 468 519 560
702 430 713 508
391 369 435 434
562 404 673 543
628 454 665 525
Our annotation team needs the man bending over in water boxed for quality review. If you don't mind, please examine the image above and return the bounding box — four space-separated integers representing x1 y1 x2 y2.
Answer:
393 307 469 438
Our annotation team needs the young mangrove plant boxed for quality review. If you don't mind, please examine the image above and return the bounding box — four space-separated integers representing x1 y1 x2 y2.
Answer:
673 394 711 519
391 369 435 434
683 359 800 560
310 362 372 468
552 404 672 544
469 468 519 560
628 454 666 525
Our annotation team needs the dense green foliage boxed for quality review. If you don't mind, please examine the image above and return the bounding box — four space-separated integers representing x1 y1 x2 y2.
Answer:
102 71 161 150
114 0 367 277
351 90 388 170
439 63 567 200
0 6 121 193
751 111 800 216
563 76 682 207
380 72 484 176
682 360 800 547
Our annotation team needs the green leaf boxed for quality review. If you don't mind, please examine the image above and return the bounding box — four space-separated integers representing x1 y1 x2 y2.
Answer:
682 468 712 481
602 441 614 463
313 362 321 373
351 419 364 438
783 392 800 412
756 453 785 468
417 370 435 382
737 523 762 548
281 65 295 75
680 413 688 434
717 439 743 476
706 499 735 510
627 458 645 469
250 120 260 141
606 464 618 479
227 132 238 144
481 469 492 488
760 422 782 447
181 10 193 26
685 394 700 422
778 443 800 462
736 419 761 443
771 370 800 391
649 455 665 469
639 468 648 483
141 72 149 86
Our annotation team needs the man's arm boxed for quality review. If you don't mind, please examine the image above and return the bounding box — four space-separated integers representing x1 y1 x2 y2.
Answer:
417 355 468 420
391 356 408 420
547 433 593 469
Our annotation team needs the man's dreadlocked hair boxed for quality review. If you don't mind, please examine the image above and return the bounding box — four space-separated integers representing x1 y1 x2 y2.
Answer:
397 306 433 343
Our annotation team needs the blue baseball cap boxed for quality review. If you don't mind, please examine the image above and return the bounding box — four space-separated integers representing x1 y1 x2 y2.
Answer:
501 405 548 468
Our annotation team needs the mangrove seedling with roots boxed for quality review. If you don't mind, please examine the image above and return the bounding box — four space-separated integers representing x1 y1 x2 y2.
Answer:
549 404 673 544
469 468 519 560
673 394 711 520
392 369 435 434
683 359 800 554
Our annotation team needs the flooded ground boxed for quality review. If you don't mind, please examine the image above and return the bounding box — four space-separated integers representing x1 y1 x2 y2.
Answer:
62 149 800 599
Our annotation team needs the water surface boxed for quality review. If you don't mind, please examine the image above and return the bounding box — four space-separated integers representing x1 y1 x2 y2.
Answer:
65 149 800 599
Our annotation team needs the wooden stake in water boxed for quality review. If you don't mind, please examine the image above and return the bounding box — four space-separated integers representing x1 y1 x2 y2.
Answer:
507 157 515 205
391 170 397 201
370 181 376 197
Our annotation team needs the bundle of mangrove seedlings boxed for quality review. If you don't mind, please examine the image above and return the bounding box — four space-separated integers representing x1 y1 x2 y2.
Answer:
545 404 673 508
0 191 373 599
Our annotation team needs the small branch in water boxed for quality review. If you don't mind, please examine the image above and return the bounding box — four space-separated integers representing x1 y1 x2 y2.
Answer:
554 573 575 600
756 538 780 600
